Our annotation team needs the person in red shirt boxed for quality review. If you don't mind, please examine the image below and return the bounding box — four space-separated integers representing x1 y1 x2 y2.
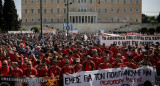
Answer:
0 60 13 76
23 61 37 77
110 44 118 58
11 62 23 77
80 53 87 65
41 54 50 67
0 61 2 69
38 63 53 77
82 55 96 71
91 51 101 69
111 56 123 68
50 60 62 78
20 57 28 71
74 58 82 73
62 60 74 75
124 56 137 69
98 56 111 69
58 54 70 68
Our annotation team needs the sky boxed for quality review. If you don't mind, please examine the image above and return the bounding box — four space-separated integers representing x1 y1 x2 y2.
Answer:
11 0 160 18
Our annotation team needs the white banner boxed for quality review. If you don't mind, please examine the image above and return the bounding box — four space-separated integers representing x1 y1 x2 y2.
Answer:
100 33 160 46
63 67 156 86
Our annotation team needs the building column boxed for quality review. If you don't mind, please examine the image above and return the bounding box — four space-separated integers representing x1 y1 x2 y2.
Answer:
93 16 95 23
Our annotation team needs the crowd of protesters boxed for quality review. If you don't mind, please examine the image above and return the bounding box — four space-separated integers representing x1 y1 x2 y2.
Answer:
0 32 160 80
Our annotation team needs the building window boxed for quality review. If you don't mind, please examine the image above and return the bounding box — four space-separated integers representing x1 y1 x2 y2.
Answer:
98 18 101 22
123 0 126 4
117 18 120 22
124 18 126 22
57 8 60 13
136 0 138 4
129 9 132 13
31 0 34 4
104 0 107 4
117 0 120 4
105 18 107 22
51 9 53 13
81 0 83 3
90 8 92 12
44 18 47 22
25 19 28 22
31 18 34 22
123 9 126 13
64 8 66 13
63 18 66 22
98 0 100 4
136 9 138 12
38 9 40 13
44 9 47 13
38 0 40 4
104 9 107 13
72 0 74 3
111 9 114 13
57 0 60 4
44 0 47 4
64 0 66 4
111 18 114 22
57 18 60 22
51 18 53 22
136 19 138 22
31 9 34 13
78 7 81 12
111 0 113 4
25 9 28 14
38 19 40 22
98 9 101 13
25 0 28 4
117 9 120 13
84 7 87 12
51 0 53 4
90 0 92 3
78 0 80 3
84 0 87 3
130 0 132 4
130 18 132 22
72 8 75 12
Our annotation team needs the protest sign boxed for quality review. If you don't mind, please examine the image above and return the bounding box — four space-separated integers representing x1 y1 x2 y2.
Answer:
63 66 156 86
100 33 160 46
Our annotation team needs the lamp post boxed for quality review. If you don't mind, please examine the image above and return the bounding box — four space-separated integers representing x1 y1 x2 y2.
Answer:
40 0 43 38
65 0 72 35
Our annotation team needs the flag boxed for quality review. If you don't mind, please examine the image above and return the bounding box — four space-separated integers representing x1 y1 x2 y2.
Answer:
22 40 26 48
84 34 88 41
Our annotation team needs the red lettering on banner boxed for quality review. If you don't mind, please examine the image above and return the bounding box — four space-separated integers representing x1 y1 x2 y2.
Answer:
126 77 142 82
100 79 124 85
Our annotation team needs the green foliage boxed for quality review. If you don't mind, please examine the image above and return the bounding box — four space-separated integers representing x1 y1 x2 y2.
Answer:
19 28 27 31
31 27 40 33
140 27 148 34
156 26 160 33
157 12 160 23
0 0 3 31
148 28 155 34
142 14 158 23
0 28 2 33
3 0 21 32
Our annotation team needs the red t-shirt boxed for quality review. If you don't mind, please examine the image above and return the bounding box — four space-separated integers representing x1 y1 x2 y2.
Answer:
57 60 66 68
11 68 23 77
20 64 27 71
41 58 50 67
108 57 115 64
82 61 96 71
50 66 62 76
110 47 118 58
98 63 110 69
111 62 123 68
0 66 13 76
0 61 2 69
23 67 37 77
7 51 14 61
74 64 82 73
38 68 53 77
62 66 74 74
124 62 137 69
91 57 101 69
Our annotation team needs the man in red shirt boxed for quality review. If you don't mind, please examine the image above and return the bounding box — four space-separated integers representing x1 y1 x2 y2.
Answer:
0 60 13 76
38 63 53 77
82 55 95 71
62 60 74 75
98 56 111 69
11 62 23 77
110 44 118 58
74 58 82 73
50 60 62 78
111 56 123 68
91 51 101 69
124 56 137 69
23 61 37 77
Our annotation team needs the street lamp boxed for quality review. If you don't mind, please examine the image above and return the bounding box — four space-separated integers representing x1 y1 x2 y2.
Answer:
40 0 43 38
65 0 72 35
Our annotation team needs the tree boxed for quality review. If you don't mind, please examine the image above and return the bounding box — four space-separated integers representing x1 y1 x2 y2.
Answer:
31 27 40 33
148 28 155 34
142 14 149 23
156 26 160 33
3 0 20 32
0 0 3 31
140 27 148 34
157 12 160 23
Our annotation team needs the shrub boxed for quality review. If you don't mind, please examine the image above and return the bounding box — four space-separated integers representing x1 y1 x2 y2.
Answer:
140 27 148 34
156 26 160 33
148 28 155 34
31 27 40 33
